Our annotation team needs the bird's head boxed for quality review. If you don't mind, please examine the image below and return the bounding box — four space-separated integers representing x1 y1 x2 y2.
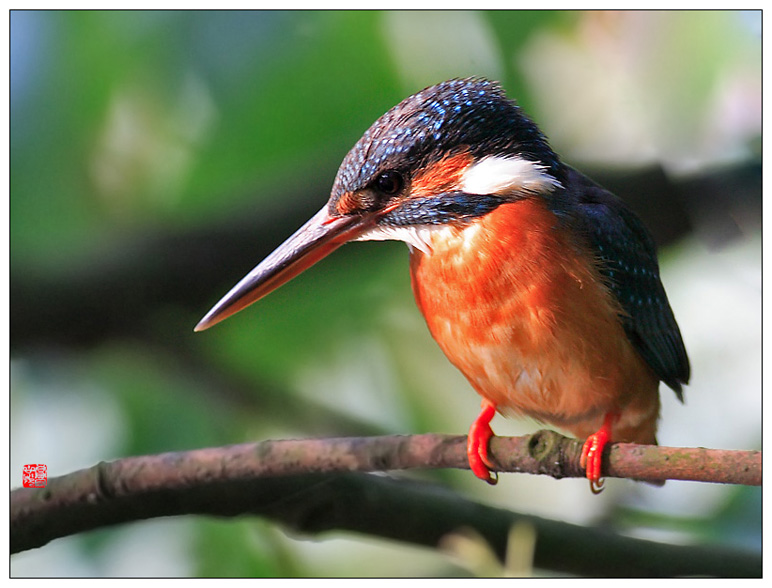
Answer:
195 77 564 331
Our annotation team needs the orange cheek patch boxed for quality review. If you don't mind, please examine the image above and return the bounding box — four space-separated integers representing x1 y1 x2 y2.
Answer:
411 151 474 197
336 191 363 215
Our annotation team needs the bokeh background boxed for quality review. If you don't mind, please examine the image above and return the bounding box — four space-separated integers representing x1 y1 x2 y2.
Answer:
10 10 761 577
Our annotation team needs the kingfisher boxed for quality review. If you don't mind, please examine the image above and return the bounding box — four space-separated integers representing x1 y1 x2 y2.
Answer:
195 78 689 492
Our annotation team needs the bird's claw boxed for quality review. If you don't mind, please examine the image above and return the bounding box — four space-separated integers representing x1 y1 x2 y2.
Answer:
467 401 498 485
467 426 497 484
580 420 612 494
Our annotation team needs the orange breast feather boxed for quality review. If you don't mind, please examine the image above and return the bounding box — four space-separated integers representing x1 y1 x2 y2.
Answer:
409 199 660 443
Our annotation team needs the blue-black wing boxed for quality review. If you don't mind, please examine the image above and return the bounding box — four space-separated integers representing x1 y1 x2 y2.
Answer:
566 167 690 399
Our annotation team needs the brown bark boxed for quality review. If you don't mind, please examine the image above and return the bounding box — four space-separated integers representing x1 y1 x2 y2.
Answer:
11 431 760 560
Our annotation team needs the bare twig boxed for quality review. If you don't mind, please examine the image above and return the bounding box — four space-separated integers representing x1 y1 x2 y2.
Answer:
11 431 760 559
10 470 760 577
493 430 761 486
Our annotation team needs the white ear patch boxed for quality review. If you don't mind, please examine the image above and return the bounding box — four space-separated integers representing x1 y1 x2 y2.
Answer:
461 156 562 196
353 156 562 255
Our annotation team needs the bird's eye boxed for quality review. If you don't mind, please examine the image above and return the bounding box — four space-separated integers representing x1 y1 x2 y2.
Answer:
375 170 404 196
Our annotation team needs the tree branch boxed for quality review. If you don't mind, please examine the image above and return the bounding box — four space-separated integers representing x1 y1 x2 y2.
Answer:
11 431 761 565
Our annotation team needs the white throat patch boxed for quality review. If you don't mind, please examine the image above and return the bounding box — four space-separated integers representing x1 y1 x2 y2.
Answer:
354 224 440 255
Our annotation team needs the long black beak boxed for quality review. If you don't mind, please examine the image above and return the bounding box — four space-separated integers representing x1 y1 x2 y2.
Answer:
195 207 372 331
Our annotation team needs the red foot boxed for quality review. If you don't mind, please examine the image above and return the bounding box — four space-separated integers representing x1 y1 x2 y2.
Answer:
467 400 498 485
580 413 617 494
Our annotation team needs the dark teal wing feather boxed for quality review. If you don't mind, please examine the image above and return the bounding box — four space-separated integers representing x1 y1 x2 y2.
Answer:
566 167 690 399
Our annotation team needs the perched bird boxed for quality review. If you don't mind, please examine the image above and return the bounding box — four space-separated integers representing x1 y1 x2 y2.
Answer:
195 78 689 491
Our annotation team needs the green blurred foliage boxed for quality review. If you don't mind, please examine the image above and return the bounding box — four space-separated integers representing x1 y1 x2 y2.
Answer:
194 519 301 577
10 10 760 577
